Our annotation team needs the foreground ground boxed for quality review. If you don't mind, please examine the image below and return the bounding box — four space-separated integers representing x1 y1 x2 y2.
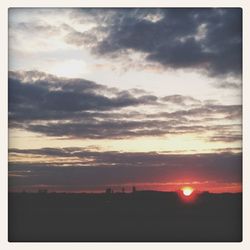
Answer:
9 191 242 242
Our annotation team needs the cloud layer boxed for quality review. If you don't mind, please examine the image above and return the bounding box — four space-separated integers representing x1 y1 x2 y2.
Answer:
66 8 242 77
9 147 242 192
9 71 241 142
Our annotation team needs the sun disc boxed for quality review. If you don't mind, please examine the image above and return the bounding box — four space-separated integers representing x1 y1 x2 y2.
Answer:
182 186 194 196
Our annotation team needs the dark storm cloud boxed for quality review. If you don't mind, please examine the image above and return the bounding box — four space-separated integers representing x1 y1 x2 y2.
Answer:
9 71 158 122
8 149 242 190
16 119 241 141
25 120 170 139
174 104 241 119
9 147 72 157
147 104 242 120
66 8 242 77
8 147 242 169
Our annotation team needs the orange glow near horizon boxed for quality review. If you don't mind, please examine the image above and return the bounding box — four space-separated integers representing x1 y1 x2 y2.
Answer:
8 181 242 194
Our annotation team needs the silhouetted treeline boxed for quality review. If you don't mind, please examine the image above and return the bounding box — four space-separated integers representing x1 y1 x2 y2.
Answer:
8 191 242 242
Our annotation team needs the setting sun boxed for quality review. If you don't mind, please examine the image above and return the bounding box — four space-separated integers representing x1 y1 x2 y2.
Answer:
181 186 194 197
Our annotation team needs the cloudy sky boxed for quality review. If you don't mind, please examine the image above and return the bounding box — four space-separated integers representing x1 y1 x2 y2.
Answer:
8 8 242 193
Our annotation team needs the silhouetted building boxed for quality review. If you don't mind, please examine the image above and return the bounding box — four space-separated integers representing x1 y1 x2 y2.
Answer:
105 188 113 194
38 189 48 194
132 186 137 193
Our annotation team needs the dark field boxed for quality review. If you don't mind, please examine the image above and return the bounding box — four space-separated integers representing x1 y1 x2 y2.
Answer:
8 191 242 242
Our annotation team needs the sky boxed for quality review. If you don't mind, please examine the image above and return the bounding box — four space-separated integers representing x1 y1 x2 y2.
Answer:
8 8 242 193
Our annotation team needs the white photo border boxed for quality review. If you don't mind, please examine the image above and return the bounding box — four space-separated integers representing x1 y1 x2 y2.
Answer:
1 1 249 249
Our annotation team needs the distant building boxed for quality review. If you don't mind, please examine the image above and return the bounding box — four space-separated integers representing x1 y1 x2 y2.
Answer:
38 189 48 194
105 188 113 194
122 187 125 193
132 186 136 193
